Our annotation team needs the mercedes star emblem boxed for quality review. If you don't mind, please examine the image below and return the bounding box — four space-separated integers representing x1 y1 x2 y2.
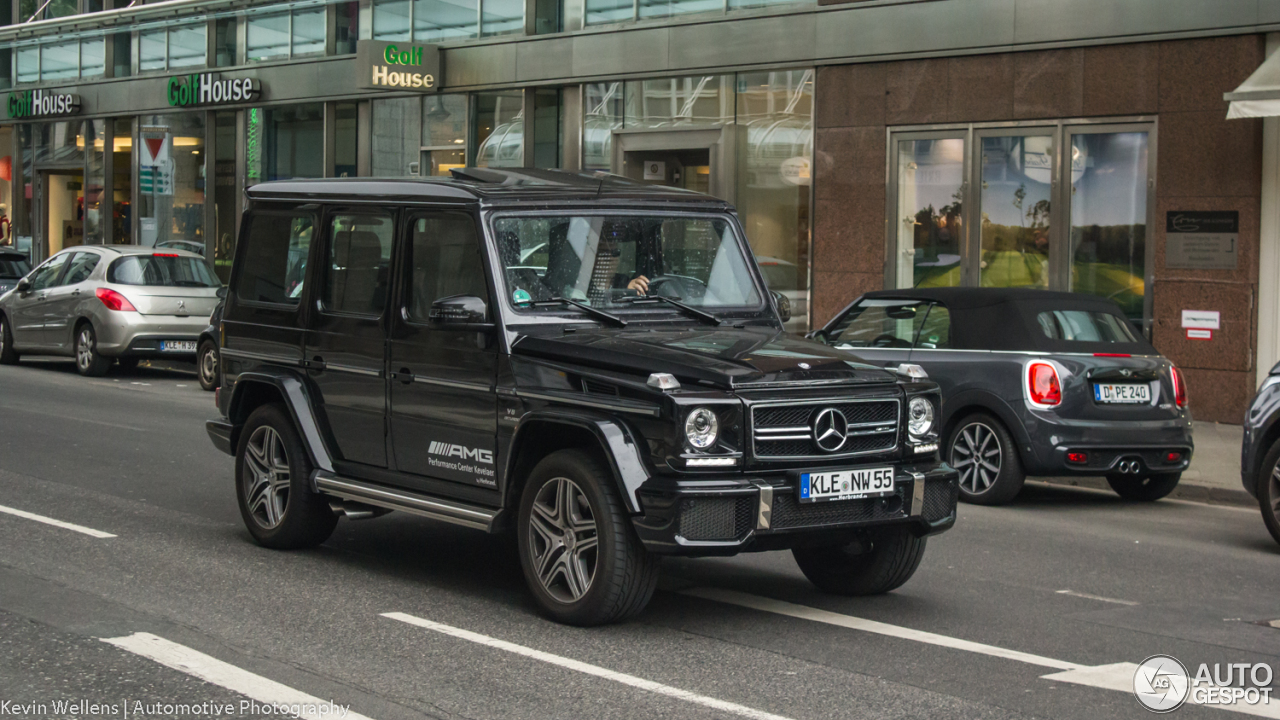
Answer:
812 408 849 453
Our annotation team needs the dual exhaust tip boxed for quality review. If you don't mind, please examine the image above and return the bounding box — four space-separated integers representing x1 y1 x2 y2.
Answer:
1115 459 1143 474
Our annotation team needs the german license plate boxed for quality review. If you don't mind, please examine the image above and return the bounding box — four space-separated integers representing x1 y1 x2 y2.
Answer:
799 467 895 503
161 340 197 352
1094 383 1150 404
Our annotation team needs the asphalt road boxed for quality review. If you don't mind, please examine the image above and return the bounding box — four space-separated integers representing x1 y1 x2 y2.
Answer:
0 357 1278 720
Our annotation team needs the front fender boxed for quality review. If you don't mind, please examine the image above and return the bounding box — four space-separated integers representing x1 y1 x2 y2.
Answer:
504 409 652 514
942 388 1035 462
226 369 335 474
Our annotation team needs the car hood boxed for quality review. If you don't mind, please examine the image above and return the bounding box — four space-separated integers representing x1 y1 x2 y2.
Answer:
512 326 897 389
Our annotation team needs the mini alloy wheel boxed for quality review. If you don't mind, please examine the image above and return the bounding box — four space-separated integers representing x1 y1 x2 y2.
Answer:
242 425 291 529
1257 441 1280 546
947 413 1024 505
528 477 599 603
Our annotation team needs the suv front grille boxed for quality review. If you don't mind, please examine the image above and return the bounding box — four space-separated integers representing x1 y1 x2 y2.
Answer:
751 399 899 461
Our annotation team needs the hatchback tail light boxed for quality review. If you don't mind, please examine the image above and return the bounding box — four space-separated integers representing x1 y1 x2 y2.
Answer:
1171 366 1188 408
95 287 137 312
152 253 180 257
1028 362 1061 406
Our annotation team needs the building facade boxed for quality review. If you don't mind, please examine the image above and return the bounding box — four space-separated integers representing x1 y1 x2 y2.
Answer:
0 0 1274 422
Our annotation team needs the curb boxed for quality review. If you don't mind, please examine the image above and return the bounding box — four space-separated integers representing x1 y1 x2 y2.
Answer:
1034 476 1257 509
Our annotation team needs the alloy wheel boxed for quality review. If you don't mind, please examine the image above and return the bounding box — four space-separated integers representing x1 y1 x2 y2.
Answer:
528 477 599 604
200 346 218 385
242 425 291 529
951 422 1002 495
76 328 94 372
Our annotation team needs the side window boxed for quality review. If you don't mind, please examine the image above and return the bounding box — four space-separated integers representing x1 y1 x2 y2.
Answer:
234 211 315 306
826 299 927 349
28 253 71 291
915 304 951 349
323 213 394 316
407 213 489 322
61 252 101 285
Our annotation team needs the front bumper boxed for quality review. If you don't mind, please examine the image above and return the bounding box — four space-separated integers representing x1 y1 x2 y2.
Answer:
631 462 958 556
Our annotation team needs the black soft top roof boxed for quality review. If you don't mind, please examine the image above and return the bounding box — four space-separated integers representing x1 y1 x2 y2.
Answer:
244 168 733 210
857 287 1156 355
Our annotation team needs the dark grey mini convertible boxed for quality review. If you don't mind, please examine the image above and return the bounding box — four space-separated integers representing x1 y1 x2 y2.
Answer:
811 288 1194 505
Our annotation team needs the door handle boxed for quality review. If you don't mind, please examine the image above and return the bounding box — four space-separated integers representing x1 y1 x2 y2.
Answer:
308 356 326 371
71 289 80 296
396 367 414 384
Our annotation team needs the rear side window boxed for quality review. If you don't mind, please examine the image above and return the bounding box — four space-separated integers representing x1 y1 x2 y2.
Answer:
407 213 489 322
827 299 927 349
0 256 31 279
235 212 315 305
915 304 951 349
323 213 394 316
1036 310 1137 343
109 255 220 287
62 252 100 285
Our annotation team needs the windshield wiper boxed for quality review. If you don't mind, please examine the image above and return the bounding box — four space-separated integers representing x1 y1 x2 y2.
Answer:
616 295 721 326
524 297 628 327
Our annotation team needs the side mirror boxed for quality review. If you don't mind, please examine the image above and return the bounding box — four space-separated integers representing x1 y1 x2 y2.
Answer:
15 278 30 293
429 294 495 331
771 291 792 323
216 286 228 299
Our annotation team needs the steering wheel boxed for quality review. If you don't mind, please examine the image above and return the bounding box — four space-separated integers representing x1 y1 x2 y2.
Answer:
645 275 707 300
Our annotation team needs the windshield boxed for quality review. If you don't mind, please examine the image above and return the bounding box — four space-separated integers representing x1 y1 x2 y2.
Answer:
492 214 762 313
0 257 30 279
108 255 221 288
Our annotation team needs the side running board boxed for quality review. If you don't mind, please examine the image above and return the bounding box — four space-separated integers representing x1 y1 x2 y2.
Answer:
313 472 503 533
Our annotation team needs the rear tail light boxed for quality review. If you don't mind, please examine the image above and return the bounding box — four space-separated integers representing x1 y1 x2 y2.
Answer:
152 253 180 257
1066 452 1088 464
95 287 136 312
1171 366 1188 408
1093 353 1131 358
1028 362 1062 406
1166 451 1183 463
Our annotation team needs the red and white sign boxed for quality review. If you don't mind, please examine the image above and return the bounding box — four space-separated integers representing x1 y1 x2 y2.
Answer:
1186 328 1213 341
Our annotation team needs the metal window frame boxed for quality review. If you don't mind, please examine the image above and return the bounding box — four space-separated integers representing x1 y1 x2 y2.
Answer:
884 116 1158 335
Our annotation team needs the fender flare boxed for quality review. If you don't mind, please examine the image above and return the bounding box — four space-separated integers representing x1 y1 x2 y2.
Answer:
942 388 1034 462
504 409 651 514
228 370 334 474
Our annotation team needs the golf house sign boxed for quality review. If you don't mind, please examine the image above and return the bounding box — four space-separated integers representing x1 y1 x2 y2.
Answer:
357 40 441 91
167 72 262 108
6 89 81 119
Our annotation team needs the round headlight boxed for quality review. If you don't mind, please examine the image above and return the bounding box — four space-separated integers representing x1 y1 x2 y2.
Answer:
908 397 935 436
684 407 719 450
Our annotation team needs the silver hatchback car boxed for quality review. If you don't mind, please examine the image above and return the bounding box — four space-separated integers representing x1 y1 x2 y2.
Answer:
0 245 223 376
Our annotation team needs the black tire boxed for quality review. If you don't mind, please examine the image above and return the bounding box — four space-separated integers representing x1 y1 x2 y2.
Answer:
1256 441 1280 546
947 412 1025 505
792 526 927 596
74 323 111 377
1106 472 1181 502
116 357 139 371
235 403 337 549
0 314 18 365
517 449 659 626
197 339 219 391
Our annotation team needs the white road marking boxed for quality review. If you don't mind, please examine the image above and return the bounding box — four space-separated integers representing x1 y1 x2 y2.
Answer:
683 587 1082 671
1055 589 1140 606
382 612 796 720
102 633 372 720
0 503 115 538
1043 664 1280 718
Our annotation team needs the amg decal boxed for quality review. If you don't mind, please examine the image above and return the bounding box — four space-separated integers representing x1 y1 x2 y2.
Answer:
429 441 494 465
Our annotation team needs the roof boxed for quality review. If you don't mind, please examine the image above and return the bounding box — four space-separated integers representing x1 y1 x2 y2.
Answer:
860 287 1121 311
244 168 734 209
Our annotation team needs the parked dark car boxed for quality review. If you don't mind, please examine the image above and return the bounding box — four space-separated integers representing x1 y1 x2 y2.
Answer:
205 170 958 626
1240 365 1280 545
811 288 1193 505
197 299 223 391
0 249 31 296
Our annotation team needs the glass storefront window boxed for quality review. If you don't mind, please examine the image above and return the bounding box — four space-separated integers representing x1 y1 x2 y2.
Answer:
292 9 327 56
39 42 78 81
80 37 104 78
213 111 237 280
587 0 808 25
474 91 523 168
373 0 412 41
586 0 632 23
371 96 422 176
83 119 104 245
638 0 719 20
583 82 623 171
112 118 132 245
113 33 131 77
532 88 561 168
335 102 359 177
168 25 208 69
140 30 167 72
247 13 291 62
894 137 964 289
1069 131 1149 323
421 94 467 176
624 75 733 129
336 2 360 55
414 0 480 42
45 0 76 20
481 0 522 36
15 46 38 84
245 103 325 183
215 17 238 67
979 134 1052 289
137 113 205 250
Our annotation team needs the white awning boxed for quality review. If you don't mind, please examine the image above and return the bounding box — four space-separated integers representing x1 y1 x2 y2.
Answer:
1227 47 1280 119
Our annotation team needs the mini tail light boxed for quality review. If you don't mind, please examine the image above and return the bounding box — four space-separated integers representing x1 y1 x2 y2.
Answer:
1166 451 1183 463
1067 452 1088 464
1028 362 1061 406
152 252 180 257
1171 366 1188 408
95 287 137 312
1093 353 1131 358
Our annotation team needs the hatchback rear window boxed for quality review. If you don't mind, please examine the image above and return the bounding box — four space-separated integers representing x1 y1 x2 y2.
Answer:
1036 310 1137 343
0 257 30 279
108 255 220 287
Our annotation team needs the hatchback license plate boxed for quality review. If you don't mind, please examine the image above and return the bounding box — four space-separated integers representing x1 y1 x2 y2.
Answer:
799 467 895 503
162 340 197 353
1094 383 1150 404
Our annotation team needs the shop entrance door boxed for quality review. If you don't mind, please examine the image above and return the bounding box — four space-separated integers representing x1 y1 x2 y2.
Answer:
42 171 85 257
613 128 733 201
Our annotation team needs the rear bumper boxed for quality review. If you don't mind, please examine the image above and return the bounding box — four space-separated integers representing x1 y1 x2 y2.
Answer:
1022 414 1194 476
631 461 958 556
206 417 236 456
95 313 209 356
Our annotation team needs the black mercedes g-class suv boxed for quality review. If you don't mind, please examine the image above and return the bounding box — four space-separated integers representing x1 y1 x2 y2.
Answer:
206 169 958 625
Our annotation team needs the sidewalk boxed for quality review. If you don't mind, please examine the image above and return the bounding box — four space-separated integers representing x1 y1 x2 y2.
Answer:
1037 421 1256 507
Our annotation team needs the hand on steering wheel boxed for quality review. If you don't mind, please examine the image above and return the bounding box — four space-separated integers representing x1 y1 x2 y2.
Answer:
627 275 650 295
